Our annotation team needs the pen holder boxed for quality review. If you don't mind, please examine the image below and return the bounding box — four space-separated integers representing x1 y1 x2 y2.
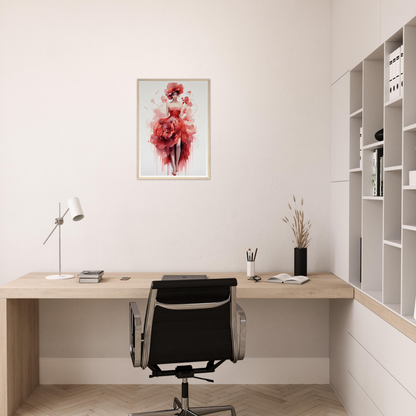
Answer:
247 261 255 278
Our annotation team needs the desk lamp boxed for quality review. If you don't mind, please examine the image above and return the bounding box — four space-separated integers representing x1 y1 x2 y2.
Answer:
43 197 84 280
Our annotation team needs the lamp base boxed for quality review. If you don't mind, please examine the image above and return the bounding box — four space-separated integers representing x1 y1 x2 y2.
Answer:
46 274 74 280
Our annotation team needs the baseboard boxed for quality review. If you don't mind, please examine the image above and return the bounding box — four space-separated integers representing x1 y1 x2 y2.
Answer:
40 357 329 384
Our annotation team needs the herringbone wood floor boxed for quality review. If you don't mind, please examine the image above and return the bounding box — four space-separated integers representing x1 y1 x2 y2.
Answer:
15 384 349 416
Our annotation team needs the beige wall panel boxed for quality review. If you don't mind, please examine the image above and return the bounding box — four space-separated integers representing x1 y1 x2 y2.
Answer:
349 0 381 68
331 73 350 181
331 0 350 83
39 357 330 384
381 0 416 41
39 298 329 359
330 182 349 281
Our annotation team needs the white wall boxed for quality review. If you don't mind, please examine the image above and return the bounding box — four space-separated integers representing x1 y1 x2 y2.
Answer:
0 0 332 381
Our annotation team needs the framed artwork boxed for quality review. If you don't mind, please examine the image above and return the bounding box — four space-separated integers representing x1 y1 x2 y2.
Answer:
137 79 210 179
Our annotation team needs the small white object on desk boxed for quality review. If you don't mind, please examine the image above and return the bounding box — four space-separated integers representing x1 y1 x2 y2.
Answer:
247 261 255 277
266 273 310 285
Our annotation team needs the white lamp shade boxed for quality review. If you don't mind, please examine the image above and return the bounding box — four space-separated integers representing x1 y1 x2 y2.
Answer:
67 197 84 221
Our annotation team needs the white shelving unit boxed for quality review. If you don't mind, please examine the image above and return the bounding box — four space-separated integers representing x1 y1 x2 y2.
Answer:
349 18 416 327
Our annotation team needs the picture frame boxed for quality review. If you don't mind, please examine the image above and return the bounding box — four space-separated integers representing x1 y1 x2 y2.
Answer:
137 79 210 179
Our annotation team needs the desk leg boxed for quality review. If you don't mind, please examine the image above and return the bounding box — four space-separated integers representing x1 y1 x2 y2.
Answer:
0 299 39 416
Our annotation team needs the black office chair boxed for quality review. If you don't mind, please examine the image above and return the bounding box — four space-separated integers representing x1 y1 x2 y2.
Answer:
129 278 246 416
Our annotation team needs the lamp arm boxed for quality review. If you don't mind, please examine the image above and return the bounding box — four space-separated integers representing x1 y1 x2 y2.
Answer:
43 208 70 245
61 208 70 219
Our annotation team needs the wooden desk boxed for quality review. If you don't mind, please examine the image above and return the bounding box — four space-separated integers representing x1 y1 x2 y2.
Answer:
0 272 352 416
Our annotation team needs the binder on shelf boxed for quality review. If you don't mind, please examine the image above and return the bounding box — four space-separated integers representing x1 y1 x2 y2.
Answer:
400 44 404 96
395 47 401 98
390 47 401 100
389 51 394 100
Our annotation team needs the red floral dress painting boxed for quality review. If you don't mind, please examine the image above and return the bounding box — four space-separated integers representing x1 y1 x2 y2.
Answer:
148 82 197 176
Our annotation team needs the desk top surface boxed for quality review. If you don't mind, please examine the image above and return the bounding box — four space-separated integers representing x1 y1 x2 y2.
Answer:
0 272 354 299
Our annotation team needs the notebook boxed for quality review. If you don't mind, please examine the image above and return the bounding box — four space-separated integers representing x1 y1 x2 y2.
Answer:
162 275 207 281
265 273 310 285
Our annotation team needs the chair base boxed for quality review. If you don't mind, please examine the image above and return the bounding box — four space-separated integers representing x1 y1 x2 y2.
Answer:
129 396 236 416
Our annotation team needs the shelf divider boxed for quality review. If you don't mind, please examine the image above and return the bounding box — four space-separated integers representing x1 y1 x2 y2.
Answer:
363 141 384 150
385 165 402 171
350 108 363 118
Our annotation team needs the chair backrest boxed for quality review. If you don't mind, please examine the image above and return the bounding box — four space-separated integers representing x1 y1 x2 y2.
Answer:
141 278 238 368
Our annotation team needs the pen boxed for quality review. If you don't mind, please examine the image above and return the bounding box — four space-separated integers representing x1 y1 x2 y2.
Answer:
248 249 252 261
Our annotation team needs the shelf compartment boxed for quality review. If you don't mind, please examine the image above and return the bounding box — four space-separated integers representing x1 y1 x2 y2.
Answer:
384 106 403 168
362 146 384 198
349 171 362 288
350 117 363 170
362 199 383 293
384 170 402 242
383 244 401 307
402 229 416 317
363 58 384 147
402 131 416 186
403 25 416 128
403 179 416 228
350 63 363 114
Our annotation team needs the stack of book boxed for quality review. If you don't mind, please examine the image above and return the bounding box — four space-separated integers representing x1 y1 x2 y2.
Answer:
78 270 104 283
409 171 416 187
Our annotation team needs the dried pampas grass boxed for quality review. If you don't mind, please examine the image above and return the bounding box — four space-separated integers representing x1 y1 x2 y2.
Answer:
282 195 312 248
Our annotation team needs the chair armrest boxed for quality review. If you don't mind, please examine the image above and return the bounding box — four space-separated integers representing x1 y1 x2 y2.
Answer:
236 303 246 360
129 302 142 368
155 295 230 310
